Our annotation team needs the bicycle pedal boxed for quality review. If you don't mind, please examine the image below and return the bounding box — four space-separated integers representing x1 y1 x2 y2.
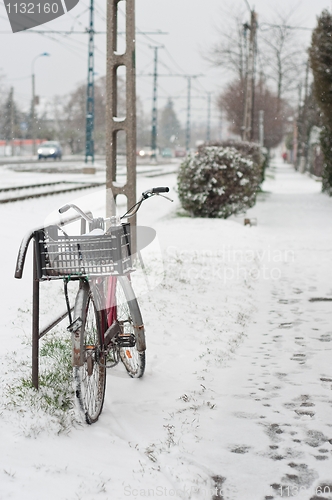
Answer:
117 334 136 348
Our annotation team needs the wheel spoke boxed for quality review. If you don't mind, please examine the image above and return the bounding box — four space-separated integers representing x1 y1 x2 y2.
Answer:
75 286 106 424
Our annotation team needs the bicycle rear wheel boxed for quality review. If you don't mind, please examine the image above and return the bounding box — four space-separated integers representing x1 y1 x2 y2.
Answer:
73 281 106 424
115 276 146 378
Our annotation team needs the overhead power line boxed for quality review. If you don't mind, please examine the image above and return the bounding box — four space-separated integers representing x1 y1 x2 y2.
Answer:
0 29 168 34
260 23 313 31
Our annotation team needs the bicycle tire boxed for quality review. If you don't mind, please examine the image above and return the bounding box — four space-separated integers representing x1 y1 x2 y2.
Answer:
115 276 146 378
73 281 106 424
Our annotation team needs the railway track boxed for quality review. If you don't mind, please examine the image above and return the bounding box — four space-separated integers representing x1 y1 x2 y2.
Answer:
0 164 178 204
0 181 105 204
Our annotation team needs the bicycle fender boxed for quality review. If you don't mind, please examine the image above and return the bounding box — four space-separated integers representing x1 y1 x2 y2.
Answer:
134 323 146 352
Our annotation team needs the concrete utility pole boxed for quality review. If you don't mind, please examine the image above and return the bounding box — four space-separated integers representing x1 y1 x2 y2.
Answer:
106 0 137 235
242 10 257 141
85 0 95 164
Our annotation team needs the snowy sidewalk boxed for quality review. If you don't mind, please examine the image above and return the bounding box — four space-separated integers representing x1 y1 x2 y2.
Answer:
202 162 332 499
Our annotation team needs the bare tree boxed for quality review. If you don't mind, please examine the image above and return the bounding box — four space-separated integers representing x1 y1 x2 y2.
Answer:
0 86 25 141
258 10 307 104
218 77 292 149
209 6 248 85
210 4 307 105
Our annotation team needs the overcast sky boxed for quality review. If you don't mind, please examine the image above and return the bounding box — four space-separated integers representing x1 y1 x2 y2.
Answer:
0 0 331 129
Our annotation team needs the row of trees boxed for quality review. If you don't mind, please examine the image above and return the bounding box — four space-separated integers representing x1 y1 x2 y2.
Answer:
210 8 309 151
210 5 332 193
0 76 207 154
218 77 289 149
0 77 123 154
309 10 332 194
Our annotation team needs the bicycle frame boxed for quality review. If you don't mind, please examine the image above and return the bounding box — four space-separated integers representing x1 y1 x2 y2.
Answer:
106 276 117 328
77 275 123 361
70 276 116 368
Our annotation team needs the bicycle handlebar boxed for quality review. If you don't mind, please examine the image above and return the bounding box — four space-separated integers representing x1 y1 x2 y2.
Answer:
58 203 94 223
58 186 171 223
58 204 70 214
141 186 169 200
152 186 169 194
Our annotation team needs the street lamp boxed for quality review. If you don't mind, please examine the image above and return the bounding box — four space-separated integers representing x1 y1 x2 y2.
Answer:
31 52 50 156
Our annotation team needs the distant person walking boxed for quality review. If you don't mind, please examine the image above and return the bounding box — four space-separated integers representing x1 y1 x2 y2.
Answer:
282 152 287 163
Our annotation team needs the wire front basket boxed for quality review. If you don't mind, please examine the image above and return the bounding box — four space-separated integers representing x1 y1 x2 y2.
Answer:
34 223 133 280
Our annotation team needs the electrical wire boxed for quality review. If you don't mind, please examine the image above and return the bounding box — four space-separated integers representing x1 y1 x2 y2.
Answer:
0 0 210 127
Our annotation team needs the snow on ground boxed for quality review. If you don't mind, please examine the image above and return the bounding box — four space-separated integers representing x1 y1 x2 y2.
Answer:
0 160 331 500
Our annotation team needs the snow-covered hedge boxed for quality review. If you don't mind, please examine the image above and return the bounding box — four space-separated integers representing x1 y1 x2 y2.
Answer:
177 146 261 218
199 140 265 177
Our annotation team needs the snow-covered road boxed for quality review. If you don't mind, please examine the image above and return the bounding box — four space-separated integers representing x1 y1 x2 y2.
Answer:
0 160 331 500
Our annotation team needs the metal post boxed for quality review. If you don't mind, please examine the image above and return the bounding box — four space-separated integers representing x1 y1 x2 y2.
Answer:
106 0 137 249
150 46 159 160
293 118 298 169
32 241 39 389
206 92 211 142
219 112 222 141
259 110 264 147
10 87 15 156
31 53 50 157
85 0 95 164
32 73 36 156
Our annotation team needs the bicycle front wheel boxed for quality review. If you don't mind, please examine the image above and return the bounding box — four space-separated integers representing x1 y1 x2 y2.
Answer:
73 281 106 424
115 276 146 378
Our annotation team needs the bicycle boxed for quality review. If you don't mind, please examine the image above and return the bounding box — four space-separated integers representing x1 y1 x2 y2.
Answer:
15 186 170 424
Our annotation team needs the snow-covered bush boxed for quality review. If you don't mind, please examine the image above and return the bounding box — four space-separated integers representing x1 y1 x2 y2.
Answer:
199 140 265 177
177 146 261 218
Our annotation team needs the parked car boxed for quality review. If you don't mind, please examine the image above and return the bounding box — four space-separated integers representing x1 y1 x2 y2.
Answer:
137 146 153 158
174 147 186 158
161 148 173 158
38 141 62 160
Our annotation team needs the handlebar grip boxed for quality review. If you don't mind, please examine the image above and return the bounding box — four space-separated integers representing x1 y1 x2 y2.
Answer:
152 187 169 194
59 204 70 214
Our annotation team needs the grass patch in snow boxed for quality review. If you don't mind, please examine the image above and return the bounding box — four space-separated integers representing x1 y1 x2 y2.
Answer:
175 208 191 218
3 331 80 435
257 190 271 201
